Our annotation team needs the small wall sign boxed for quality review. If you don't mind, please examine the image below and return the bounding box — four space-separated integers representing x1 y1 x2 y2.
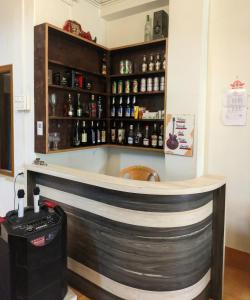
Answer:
165 114 195 157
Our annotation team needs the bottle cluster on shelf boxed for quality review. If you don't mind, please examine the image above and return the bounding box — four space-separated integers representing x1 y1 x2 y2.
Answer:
112 76 164 94
142 53 166 73
49 92 105 119
72 120 107 148
111 121 164 149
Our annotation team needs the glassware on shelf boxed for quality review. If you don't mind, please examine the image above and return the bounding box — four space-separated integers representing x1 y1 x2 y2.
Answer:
50 93 57 116
144 15 152 42
49 132 61 151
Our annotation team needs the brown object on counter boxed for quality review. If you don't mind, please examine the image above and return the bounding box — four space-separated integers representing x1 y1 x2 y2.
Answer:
119 165 160 181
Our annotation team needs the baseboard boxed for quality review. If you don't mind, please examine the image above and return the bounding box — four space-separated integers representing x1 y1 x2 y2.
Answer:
225 246 250 273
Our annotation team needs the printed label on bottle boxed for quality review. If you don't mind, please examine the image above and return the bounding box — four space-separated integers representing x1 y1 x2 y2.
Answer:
81 133 87 143
118 108 123 117
143 139 149 146
125 108 131 117
111 130 116 143
151 136 158 147
118 129 124 143
158 137 163 147
101 131 106 143
128 137 133 145
111 107 116 117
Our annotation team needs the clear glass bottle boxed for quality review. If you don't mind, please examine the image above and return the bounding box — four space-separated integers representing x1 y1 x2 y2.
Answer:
97 96 103 119
117 122 125 144
127 124 134 145
81 121 88 146
144 15 152 42
65 93 74 117
142 55 148 72
111 97 116 117
96 122 101 144
131 96 136 118
151 123 158 148
134 124 142 146
76 93 83 117
158 124 164 148
73 120 81 147
155 53 161 71
118 97 123 117
101 121 106 144
111 121 116 144
143 125 150 147
101 53 107 75
90 121 96 145
89 94 97 118
149 55 155 72
125 96 131 118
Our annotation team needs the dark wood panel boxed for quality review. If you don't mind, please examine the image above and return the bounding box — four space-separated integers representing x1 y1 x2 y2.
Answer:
36 172 213 212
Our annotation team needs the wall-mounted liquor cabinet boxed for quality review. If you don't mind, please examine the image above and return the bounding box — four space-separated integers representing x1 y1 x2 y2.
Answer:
34 23 167 154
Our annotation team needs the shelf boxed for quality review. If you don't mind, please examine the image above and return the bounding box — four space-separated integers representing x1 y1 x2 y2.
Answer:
107 144 164 153
110 38 167 51
49 116 107 121
48 59 106 79
111 91 164 97
110 70 165 78
49 84 108 96
48 144 107 154
110 118 164 122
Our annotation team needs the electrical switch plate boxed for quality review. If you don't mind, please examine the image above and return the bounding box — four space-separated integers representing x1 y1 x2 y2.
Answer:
15 95 31 111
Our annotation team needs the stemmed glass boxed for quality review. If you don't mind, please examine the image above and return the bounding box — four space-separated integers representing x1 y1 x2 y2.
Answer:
50 93 57 116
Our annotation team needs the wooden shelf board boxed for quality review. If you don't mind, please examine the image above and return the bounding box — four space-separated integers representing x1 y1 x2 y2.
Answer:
111 91 164 96
48 144 107 154
110 70 165 78
110 118 164 122
49 85 108 96
107 144 164 153
48 59 106 79
110 38 167 52
49 116 107 121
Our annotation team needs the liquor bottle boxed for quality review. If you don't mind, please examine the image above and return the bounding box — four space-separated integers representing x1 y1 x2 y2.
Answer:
151 123 158 148
101 53 107 75
134 124 142 146
131 96 136 118
143 125 150 147
89 94 97 118
73 120 81 147
149 55 155 72
144 15 152 42
125 96 131 118
101 121 106 144
163 53 166 70
111 97 116 117
97 96 103 119
117 122 125 144
127 124 134 145
142 55 148 72
90 121 96 145
158 124 164 148
118 97 123 117
155 53 161 71
65 93 74 117
81 121 88 146
96 122 101 144
111 121 116 144
76 93 83 117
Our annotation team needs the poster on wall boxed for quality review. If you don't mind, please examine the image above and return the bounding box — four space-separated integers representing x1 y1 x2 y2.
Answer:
165 114 195 157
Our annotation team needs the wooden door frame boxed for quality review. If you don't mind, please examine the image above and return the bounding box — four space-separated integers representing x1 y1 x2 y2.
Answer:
0 64 14 177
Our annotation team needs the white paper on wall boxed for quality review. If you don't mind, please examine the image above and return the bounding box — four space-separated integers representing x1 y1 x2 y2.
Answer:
223 89 248 126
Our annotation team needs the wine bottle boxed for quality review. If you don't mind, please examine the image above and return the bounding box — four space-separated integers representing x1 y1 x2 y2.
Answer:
151 123 158 148
155 53 161 71
65 93 74 117
163 53 166 70
125 96 131 118
144 15 152 42
97 96 103 119
81 121 88 146
111 97 116 117
158 124 164 148
76 93 83 117
101 53 107 75
131 96 136 118
111 121 116 144
89 94 97 118
90 121 96 145
149 55 155 72
142 55 148 72
117 122 125 144
101 121 106 144
73 120 81 147
96 122 101 144
127 124 134 145
143 125 150 147
134 124 142 146
118 97 123 118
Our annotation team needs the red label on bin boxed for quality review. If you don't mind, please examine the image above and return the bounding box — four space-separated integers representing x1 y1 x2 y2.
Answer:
31 236 45 247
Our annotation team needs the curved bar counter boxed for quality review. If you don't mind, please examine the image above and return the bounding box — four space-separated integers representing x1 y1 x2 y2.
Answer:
26 164 226 300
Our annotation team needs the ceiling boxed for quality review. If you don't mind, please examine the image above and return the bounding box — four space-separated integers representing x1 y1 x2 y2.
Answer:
86 0 122 7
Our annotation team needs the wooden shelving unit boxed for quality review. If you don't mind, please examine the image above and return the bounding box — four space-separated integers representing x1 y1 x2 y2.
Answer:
34 23 167 154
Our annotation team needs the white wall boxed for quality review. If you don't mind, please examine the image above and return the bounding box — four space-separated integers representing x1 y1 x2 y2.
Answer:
206 0 250 253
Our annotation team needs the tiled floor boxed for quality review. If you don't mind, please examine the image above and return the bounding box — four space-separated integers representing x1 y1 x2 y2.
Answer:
71 265 250 300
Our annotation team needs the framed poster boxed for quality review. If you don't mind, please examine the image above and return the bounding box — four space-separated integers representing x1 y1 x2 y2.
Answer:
165 114 195 157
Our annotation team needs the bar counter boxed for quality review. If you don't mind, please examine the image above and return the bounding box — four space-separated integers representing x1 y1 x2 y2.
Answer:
26 164 226 300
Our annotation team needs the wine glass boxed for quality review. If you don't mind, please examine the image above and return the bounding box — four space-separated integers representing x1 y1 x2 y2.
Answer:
50 93 57 116
52 132 60 150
